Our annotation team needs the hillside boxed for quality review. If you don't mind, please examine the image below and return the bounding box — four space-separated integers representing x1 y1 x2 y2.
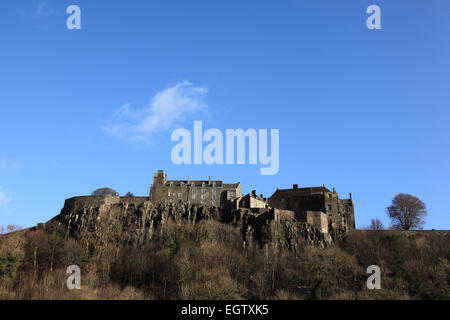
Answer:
0 196 449 299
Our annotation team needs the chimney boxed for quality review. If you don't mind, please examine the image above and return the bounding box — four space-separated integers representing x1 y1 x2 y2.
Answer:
333 187 335 193
260 194 264 198
187 176 190 184
349 192 352 200
252 190 256 196
293 184 298 189
209 176 211 185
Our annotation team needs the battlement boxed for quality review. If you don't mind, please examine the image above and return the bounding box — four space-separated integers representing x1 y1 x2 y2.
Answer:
61 195 150 214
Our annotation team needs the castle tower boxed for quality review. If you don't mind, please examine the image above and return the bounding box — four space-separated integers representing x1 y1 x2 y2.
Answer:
153 170 167 186
149 170 167 200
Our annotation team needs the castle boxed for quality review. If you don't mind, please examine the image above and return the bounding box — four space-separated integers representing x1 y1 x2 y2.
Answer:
149 170 243 208
37 169 356 249
149 170 355 234
269 184 355 233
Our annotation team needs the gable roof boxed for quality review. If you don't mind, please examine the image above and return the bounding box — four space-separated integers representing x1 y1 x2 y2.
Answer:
270 186 330 198
222 182 240 189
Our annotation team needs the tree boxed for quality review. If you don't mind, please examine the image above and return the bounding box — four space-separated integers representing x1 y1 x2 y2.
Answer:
386 193 428 230
369 218 384 230
0 224 22 234
91 187 119 196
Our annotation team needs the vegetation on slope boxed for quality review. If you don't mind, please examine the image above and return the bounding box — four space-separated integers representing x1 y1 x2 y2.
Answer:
0 219 449 300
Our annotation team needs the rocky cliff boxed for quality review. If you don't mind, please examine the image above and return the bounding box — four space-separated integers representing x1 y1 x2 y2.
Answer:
49 195 338 248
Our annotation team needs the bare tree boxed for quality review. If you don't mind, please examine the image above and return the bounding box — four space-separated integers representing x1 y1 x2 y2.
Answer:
369 218 384 230
386 193 428 230
0 224 22 234
91 187 119 196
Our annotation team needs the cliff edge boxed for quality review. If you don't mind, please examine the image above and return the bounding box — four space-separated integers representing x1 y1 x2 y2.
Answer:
49 195 338 248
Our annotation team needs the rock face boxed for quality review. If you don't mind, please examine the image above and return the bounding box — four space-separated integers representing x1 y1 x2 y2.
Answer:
51 195 342 249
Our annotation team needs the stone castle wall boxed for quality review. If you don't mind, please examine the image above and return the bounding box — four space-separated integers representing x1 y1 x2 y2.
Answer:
61 195 150 215
49 196 337 248
59 196 333 235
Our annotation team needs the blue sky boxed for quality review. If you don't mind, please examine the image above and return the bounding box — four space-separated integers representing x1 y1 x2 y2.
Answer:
0 0 449 229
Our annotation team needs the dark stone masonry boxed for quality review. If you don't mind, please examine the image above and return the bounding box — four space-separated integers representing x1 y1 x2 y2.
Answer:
44 170 356 248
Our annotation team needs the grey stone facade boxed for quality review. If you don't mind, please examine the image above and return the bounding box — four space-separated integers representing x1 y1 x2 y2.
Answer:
149 170 242 208
269 184 355 232
238 190 269 209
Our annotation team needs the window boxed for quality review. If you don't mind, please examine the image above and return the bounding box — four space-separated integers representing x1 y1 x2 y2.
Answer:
168 191 172 196
212 195 215 200
178 192 182 197
328 193 332 199
169 199 173 203
192 194 196 199
328 204 332 211
201 195 204 200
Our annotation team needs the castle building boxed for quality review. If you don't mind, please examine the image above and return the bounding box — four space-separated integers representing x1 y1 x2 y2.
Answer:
269 184 355 231
149 170 242 208
238 190 269 209
149 170 355 234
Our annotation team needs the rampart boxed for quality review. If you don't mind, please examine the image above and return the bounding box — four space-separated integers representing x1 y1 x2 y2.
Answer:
61 195 150 214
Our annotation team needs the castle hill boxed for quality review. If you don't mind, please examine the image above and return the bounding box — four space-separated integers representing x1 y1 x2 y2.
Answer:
1 169 449 300
1 0 449 307
38 169 355 248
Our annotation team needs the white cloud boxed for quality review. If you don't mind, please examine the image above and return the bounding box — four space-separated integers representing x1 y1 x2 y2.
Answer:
11 160 23 170
0 159 23 172
0 187 12 205
104 81 208 142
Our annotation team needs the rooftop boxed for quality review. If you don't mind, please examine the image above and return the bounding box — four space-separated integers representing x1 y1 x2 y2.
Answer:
272 186 331 196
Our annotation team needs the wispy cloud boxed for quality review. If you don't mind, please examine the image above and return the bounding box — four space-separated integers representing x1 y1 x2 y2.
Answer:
0 159 23 172
0 187 12 205
104 81 208 142
11 160 23 170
